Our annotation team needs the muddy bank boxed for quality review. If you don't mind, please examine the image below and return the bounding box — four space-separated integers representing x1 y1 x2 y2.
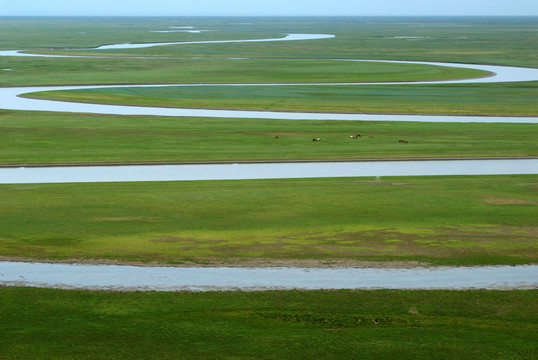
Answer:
0 256 429 269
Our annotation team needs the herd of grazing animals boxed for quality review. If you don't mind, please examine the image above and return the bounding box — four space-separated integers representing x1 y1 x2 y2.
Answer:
274 134 409 143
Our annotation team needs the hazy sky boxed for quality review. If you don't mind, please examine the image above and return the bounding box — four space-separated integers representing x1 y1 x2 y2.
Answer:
1 0 537 16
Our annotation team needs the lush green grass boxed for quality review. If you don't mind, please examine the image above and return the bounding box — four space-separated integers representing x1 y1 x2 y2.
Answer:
0 175 536 266
0 287 536 359
1 112 536 165
31 81 538 116
1 57 489 86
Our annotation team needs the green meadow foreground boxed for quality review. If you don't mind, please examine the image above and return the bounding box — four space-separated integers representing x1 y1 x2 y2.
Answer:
0 17 537 359
0 288 536 360
1 175 536 266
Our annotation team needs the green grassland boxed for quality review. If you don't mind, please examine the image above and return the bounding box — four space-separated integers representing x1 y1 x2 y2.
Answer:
1 17 536 67
1 57 489 86
0 288 536 359
1 18 537 264
30 81 538 116
0 18 536 264
1 175 536 266
0 17 537 360
1 112 536 165
0 17 276 51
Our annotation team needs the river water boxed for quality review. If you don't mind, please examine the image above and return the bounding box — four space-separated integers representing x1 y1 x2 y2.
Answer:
1 159 537 184
94 33 335 49
1 262 536 291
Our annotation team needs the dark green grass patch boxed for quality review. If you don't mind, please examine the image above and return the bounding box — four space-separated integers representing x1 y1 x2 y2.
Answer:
0 175 536 266
0 288 536 359
1 112 536 165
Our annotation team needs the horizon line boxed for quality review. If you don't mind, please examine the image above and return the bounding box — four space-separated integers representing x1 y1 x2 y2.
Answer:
1 15 538 18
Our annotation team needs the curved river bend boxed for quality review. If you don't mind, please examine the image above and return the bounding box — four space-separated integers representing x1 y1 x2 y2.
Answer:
1 33 537 123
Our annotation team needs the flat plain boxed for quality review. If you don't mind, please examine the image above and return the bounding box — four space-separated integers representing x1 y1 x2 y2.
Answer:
0 17 536 359
1 175 536 266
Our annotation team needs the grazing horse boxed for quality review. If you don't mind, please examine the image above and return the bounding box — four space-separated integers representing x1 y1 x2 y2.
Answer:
399 139 408 143
312 138 321 142
368 135 373 138
274 136 279 140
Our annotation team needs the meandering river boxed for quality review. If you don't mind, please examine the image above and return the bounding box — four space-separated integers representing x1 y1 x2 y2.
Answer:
1 33 537 123
1 32 536 290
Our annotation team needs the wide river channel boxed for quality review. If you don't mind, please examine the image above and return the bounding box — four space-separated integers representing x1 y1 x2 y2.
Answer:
2 262 536 291
1 32 536 290
1 159 537 184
